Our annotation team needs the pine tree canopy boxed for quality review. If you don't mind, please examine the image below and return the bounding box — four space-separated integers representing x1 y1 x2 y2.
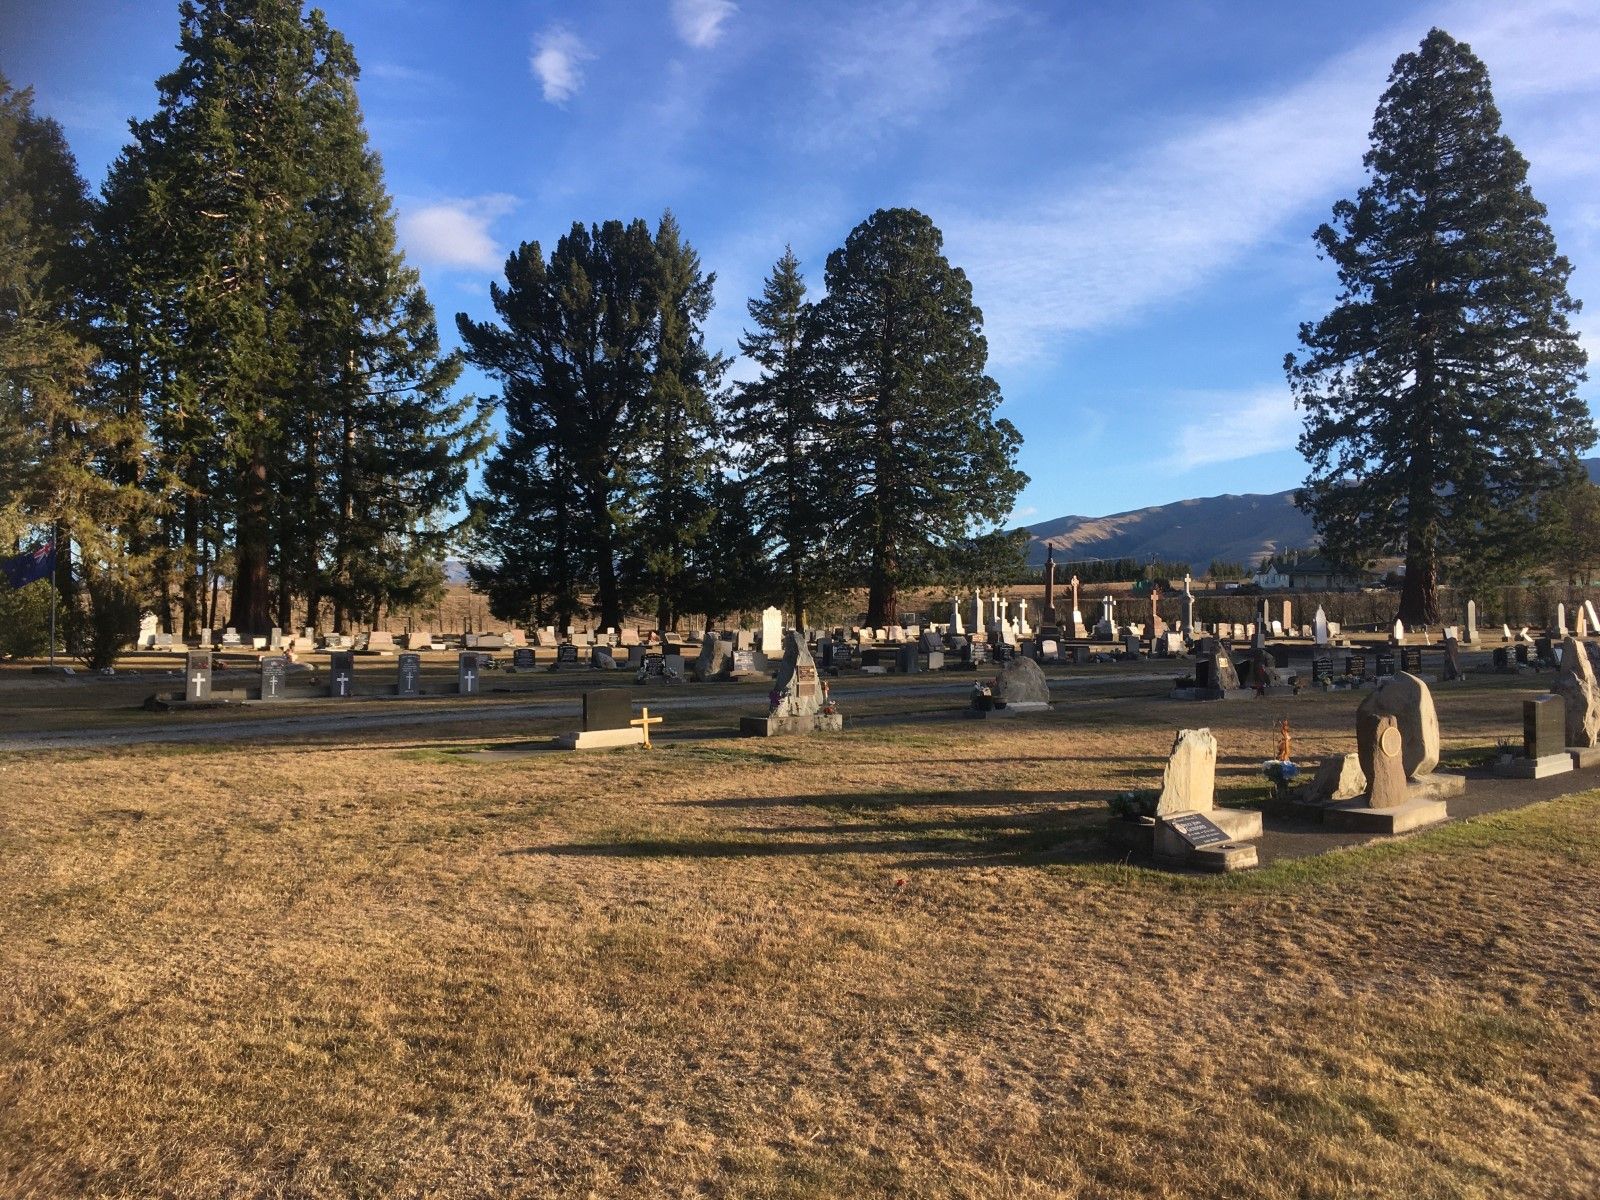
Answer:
811 207 1025 628
1287 27 1593 625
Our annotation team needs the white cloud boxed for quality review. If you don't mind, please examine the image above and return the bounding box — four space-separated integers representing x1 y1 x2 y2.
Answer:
531 27 592 104
672 0 737 48
398 194 518 272
804 0 1008 147
938 0 1600 367
1165 387 1302 473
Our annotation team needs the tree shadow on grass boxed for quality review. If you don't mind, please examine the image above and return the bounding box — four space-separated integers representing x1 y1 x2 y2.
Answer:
682 786 1114 812
503 789 1119 869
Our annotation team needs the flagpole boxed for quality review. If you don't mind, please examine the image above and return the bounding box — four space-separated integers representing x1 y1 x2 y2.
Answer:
49 522 57 666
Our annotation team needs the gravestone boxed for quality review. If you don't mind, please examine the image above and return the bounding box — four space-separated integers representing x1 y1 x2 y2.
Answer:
1375 650 1395 678
1553 635 1600 752
693 633 729 682
365 631 396 654
185 650 212 702
1515 644 1531 665
1366 716 1409 809
1401 646 1423 674
1313 606 1330 646
1356 672 1440 782
397 652 421 697
328 651 355 699
555 688 646 749
1465 600 1478 644
760 606 783 655
556 643 582 670
1442 637 1463 682
990 655 1050 709
1311 654 1335 684
895 645 920 674
1150 727 1260 868
592 647 617 670
1495 694 1576 779
1586 600 1600 635
1557 603 1568 636
258 654 287 701
1346 653 1367 678
458 652 483 695
269 627 284 650
740 631 842 737
512 646 536 670
1300 753 1366 806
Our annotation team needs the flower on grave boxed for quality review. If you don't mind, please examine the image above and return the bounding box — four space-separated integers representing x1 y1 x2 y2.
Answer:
1261 759 1300 784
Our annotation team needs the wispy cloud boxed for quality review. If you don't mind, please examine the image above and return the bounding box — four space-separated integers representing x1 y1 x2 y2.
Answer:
1165 387 1301 473
804 0 1009 147
672 0 737 49
531 27 591 104
398 194 518 272
940 0 1600 367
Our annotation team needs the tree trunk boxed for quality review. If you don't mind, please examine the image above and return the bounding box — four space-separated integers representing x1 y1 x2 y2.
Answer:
230 453 272 636
181 488 201 641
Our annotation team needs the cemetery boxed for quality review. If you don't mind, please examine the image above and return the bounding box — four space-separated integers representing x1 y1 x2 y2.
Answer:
5 4 1600 1196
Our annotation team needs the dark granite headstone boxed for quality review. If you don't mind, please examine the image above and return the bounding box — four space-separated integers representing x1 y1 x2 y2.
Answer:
185 649 212 702
895 645 920 674
1525 695 1564 759
512 646 536 670
1375 650 1395 678
458 651 483 695
556 643 580 668
397 652 421 696
328 650 355 698
1312 655 1334 684
583 689 633 731
1401 646 1423 674
258 654 287 701
1493 647 1510 670
1515 644 1530 665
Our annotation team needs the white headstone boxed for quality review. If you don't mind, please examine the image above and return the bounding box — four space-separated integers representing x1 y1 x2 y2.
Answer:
952 596 965 636
1393 619 1405 645
1586 600 1600 633
1557 603 1568 636
1017 598 1031 637
1313 606 1330 646
1465 599 1478 643
760 606 783 655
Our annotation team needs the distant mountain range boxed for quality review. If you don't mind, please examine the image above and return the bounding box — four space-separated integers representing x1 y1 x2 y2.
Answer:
1024 456 1600 572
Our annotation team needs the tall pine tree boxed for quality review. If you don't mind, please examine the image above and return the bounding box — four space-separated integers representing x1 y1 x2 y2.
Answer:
622 212 726 632
1288 28 1592 625
812 208 1025 628
460 220 659 631
727 247 830 626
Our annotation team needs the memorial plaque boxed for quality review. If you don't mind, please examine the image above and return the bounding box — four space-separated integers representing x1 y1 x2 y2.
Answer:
397 652 421 696
1401 647 1423 674
583 689 633 731
328 650 355 698
185 649 212 702
732 649 758 675
965 641 991 666
458 651 483 695
258 654 287 701
1375 651 1395 678
1165 811 1230 848
512 646 536 670
1312 655 1335 684
1346 653 1367 679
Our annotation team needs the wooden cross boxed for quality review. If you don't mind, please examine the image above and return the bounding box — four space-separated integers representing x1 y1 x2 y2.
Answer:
631 706 664 748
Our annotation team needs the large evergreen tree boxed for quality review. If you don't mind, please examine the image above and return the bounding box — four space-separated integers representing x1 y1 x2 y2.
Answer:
811 208 1025 628
98 0 483 636
1287 28 1592 625
622 212 726 632
459 220 660 631
727 247 830 626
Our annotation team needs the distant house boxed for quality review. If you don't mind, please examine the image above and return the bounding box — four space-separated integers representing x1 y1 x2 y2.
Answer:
1252 567 1290 589
1285 555 1371 591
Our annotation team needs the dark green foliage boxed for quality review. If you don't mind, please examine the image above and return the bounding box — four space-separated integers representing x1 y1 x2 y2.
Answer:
1288 28 1593 625
811 208 1026 627
1206 560 1249 581
683 473 779 623
621 212 727 631
459 219 662 630
96 1 485 636
1536 479 1600 586
726 247 830 624
0 579 53 658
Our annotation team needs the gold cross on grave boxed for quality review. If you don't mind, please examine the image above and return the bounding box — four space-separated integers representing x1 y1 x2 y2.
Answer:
631 706 664 748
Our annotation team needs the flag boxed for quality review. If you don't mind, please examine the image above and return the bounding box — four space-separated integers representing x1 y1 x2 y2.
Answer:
1 542 55 590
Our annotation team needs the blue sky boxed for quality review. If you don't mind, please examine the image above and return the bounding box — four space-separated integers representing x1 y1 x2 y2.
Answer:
6 0 1599 524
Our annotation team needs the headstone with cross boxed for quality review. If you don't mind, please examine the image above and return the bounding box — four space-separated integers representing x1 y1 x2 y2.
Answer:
458 651 482 696
396 652 421 697
328 650 355 699
185 649 212 702
259 654 287 702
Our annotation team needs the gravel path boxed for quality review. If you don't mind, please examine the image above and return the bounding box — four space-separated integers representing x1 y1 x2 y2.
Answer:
0 673 1174 753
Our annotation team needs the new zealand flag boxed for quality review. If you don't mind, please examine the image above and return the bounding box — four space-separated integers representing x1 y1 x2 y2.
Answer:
1 542 55 590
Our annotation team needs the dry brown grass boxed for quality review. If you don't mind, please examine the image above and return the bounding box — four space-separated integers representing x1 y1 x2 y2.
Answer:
2 679 1599 1198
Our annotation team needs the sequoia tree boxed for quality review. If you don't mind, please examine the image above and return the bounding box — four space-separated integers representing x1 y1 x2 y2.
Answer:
1287 28 1592 626
812 208 1025 627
